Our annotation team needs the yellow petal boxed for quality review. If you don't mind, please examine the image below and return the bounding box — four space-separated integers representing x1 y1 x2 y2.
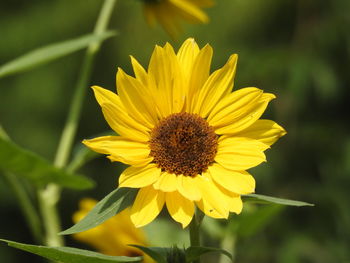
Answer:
82 136 152 166
191 0 215 7
208 163 255 194
176 175 202 201
207 87 263 126
119 164 161 188
193 54 238 118
234 119 287 146
153 3 181 39
148 45 173 116
153 172 178 192
102 104 150 142
215 137 269 170
215 185 243 214
177 38 200 82
91 86 149 141
130 56 162 120
169 0 209 23
116 68 157 128
195 173 229 218
166 191 194 228
214 93 276 134
130 56 148 87
130 186 165 227
187 44 213 112
143 4 157 27
164 42 185 113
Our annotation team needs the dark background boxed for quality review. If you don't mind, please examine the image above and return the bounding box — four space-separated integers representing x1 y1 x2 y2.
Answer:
1 0 349 262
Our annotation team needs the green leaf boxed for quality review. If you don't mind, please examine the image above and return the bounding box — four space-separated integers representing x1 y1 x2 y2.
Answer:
60 187 138 235
243 194 314 207
0 239 141 263
0 31 116 78
129 245 169 263
185 246 233 263
0 137 94 190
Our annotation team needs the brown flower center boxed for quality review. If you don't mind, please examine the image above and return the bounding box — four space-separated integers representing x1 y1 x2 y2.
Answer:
149 112 218 177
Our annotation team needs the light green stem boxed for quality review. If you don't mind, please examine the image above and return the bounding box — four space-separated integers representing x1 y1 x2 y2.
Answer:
189 211 204 263
219 235 236 263
0 126 43 243
3 172 43 243
37 0 117 247
54 0 117 168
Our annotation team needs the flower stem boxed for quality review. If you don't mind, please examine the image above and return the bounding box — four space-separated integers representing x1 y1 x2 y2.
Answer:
37 0 117 247
54 0 117 168
0 126 43 243
3 172 43 243
189 211 204 263
219 235 236 263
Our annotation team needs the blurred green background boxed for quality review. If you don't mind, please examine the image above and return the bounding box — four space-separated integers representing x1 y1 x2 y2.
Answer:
1 0 350 262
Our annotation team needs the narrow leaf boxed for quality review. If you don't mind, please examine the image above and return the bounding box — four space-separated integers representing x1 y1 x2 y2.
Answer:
0 137 94 190
243 194 314 207
185 246 233 262
129 245 169 263
0 31 116 78
60 187 138 235
0 239 141 263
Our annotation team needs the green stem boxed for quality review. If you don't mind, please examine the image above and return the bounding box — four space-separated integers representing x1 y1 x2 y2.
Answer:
55 0 117 168
219 235 236 263
0 126 43 243
37 185 63 246
3 172 43 244
189 212 203 263
37 0 117 247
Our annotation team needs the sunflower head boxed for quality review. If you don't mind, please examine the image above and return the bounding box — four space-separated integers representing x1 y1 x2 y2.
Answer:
149 112 218 177
83 38 286 228
141 0 215 38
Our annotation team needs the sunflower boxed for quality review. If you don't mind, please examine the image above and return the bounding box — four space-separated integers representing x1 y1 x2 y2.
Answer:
83 38 286 228
142 0 214 37
73 198 153 262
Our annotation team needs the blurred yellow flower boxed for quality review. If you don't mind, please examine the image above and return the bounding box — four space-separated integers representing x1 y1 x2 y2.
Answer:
142 0 214 37
72 198 153 262
83 38 286 228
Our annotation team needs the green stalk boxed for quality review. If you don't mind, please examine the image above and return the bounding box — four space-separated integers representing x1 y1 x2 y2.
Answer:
219 235 236 263
54 0 117 168
3 172 43 243
0 126 43 243
189 211 204 263
37 0 117 247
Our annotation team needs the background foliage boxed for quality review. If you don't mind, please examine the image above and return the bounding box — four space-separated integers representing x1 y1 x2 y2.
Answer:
1 0 349 262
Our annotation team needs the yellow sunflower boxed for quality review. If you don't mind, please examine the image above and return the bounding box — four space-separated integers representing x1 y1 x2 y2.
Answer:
142 0 214 37
73 198 153 262
83 38 286 228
